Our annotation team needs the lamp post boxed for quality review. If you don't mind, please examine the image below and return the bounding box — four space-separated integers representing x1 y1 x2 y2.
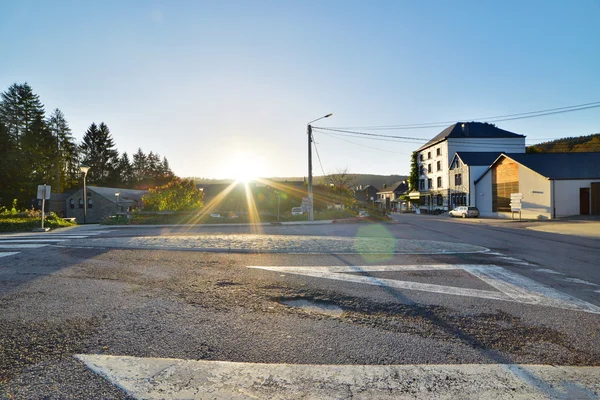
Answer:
307 113 332 221
115 192 120 215
80 166 90 224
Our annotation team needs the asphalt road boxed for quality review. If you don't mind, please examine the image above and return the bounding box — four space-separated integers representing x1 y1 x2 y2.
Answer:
0 214 599 398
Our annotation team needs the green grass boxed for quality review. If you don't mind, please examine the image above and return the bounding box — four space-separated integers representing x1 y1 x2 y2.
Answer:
0 214 76 232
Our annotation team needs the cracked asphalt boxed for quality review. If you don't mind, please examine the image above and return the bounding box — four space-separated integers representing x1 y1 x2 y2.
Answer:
0 214 599 398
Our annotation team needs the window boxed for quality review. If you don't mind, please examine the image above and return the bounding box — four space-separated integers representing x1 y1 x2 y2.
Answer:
427 164 432 173
419 180 424 190
428 152 431 159
69 199 75 209
427 178 432 189
436 161 441 171
437 148 441 156
455 173 462 186
419 154 424 161
88 198 93 209
437 177 442 188
437 194 443 206
420 166 425 175
79 198 83 209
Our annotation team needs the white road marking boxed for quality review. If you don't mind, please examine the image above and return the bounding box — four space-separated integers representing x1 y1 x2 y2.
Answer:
0 239 66 243
564 278 599 287
75 354 600 400
535 268 566 275
248 264 600 314
0 252 19 258
0 244 48 249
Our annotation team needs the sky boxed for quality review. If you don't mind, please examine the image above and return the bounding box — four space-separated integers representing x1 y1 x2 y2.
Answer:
1 1 599 179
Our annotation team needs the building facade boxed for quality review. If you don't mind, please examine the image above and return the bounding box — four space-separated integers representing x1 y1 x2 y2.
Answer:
65 186 147 223
415 122 526 212
474 153 600 219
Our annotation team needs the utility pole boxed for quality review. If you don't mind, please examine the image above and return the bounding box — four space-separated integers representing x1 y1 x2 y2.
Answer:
307 124 314 221
306 114 332 221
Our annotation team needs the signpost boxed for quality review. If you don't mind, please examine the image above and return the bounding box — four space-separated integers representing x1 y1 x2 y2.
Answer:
36 184 51 231
301 197 312 213
510 193 523 220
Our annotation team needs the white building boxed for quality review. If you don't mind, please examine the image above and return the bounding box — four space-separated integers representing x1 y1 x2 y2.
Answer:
448 152 503 208
474 153 600 219
415 122 526 212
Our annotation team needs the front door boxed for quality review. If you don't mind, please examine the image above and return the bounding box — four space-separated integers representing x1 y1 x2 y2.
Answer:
580 188 590 215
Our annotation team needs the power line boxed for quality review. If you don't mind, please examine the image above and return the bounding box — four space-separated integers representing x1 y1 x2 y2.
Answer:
313 127 428 141
327 101 600 130
318 131 408 154
312 136 327 177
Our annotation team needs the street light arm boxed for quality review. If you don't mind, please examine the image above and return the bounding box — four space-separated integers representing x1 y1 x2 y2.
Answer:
307 113 333 125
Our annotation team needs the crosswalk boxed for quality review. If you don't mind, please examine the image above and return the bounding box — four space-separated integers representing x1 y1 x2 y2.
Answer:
0 230 111 258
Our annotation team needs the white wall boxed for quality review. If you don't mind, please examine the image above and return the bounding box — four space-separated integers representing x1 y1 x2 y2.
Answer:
469 165 488 206
474 172 493 215
448 137 526 154
518 165 552 219
555 179 599 217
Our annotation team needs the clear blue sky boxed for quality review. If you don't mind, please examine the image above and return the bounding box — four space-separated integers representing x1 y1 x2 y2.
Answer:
1 1 599 179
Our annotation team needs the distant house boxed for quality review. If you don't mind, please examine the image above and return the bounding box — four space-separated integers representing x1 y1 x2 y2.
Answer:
415 122 526 212
376 181 408 211
65 186 147 223
353 185 380 206
448 152 503 209
474 153 600 219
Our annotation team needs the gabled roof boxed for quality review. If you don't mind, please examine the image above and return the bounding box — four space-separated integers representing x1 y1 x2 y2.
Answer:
377 181 408 194
78 186 147 204
417 122 525 152
451 152 503 168
474 152 600 184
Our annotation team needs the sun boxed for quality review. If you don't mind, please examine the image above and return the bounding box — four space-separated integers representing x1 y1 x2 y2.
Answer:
224 151 264 182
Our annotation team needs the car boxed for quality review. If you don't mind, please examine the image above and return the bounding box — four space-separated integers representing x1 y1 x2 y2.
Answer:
449 206 480 218
358 210 370 217
291 207 304 216
209 213 223 218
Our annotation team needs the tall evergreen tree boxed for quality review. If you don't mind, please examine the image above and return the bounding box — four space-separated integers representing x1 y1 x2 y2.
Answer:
79 122 119 185
47 108 77 192
132 147 148 186
0 83 45 144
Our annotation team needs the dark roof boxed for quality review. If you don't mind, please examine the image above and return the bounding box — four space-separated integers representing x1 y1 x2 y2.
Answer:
475 152 600 183
417 122 525 152
377 181 408 193
86 186 147 203
508 152 600 179
453 152 504 167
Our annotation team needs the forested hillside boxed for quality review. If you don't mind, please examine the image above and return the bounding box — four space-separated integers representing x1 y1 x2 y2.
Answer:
527 133 600 153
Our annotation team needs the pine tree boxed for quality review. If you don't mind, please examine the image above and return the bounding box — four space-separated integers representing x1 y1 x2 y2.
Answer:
47 108 77 192
0 83 45 144
132 148 148 187
79 122 119 185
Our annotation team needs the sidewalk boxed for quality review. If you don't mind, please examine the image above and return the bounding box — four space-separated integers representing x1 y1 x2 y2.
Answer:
525 221 600 239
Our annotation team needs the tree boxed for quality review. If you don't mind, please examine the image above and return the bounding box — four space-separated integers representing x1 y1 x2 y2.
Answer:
113 152 134 187
409 151 419 191
324 168 357 207
143 177 203 211
47 108 78 192
79 122 119 185
0 83 45 143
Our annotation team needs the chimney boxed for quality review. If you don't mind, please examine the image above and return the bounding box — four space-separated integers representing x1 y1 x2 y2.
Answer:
461 123 469 136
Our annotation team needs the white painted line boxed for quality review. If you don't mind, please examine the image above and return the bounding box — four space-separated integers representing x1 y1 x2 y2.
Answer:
0 252 19 258
564 278 599 287
75 354 600 400
248 265 600 314
0 244 48 249
535 268 566 275
0 239 65 243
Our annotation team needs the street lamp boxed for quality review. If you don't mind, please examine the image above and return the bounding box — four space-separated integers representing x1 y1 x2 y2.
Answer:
80 166 90 224
307 113 333 221
115 192 120 214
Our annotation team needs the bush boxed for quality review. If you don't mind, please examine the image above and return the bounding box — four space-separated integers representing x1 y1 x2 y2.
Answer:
143 178 204 212
0 213 75 232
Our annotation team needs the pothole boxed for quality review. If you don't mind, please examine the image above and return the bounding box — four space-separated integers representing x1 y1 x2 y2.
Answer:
279 299 344 317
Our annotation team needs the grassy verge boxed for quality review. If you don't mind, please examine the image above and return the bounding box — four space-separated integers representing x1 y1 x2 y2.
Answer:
0 214 76 232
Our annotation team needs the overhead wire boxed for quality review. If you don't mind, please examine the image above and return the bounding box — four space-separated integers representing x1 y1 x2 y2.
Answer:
326 101 600 130
312 133 327 177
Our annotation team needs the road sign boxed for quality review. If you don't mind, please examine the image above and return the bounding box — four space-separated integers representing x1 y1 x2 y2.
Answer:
510 193 523 200
301 197 312 212
37 185 51 200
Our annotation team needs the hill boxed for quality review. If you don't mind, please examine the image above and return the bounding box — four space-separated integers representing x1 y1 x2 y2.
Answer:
527 133 600 153
193 174 408 190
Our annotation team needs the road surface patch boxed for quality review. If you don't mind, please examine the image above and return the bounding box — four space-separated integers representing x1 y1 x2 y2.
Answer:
75 354 600 399
248 264 600 314
0 252 19 258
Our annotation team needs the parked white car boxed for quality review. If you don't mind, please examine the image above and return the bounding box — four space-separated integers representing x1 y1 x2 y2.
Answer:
291 207 304 216
449 206 480 218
